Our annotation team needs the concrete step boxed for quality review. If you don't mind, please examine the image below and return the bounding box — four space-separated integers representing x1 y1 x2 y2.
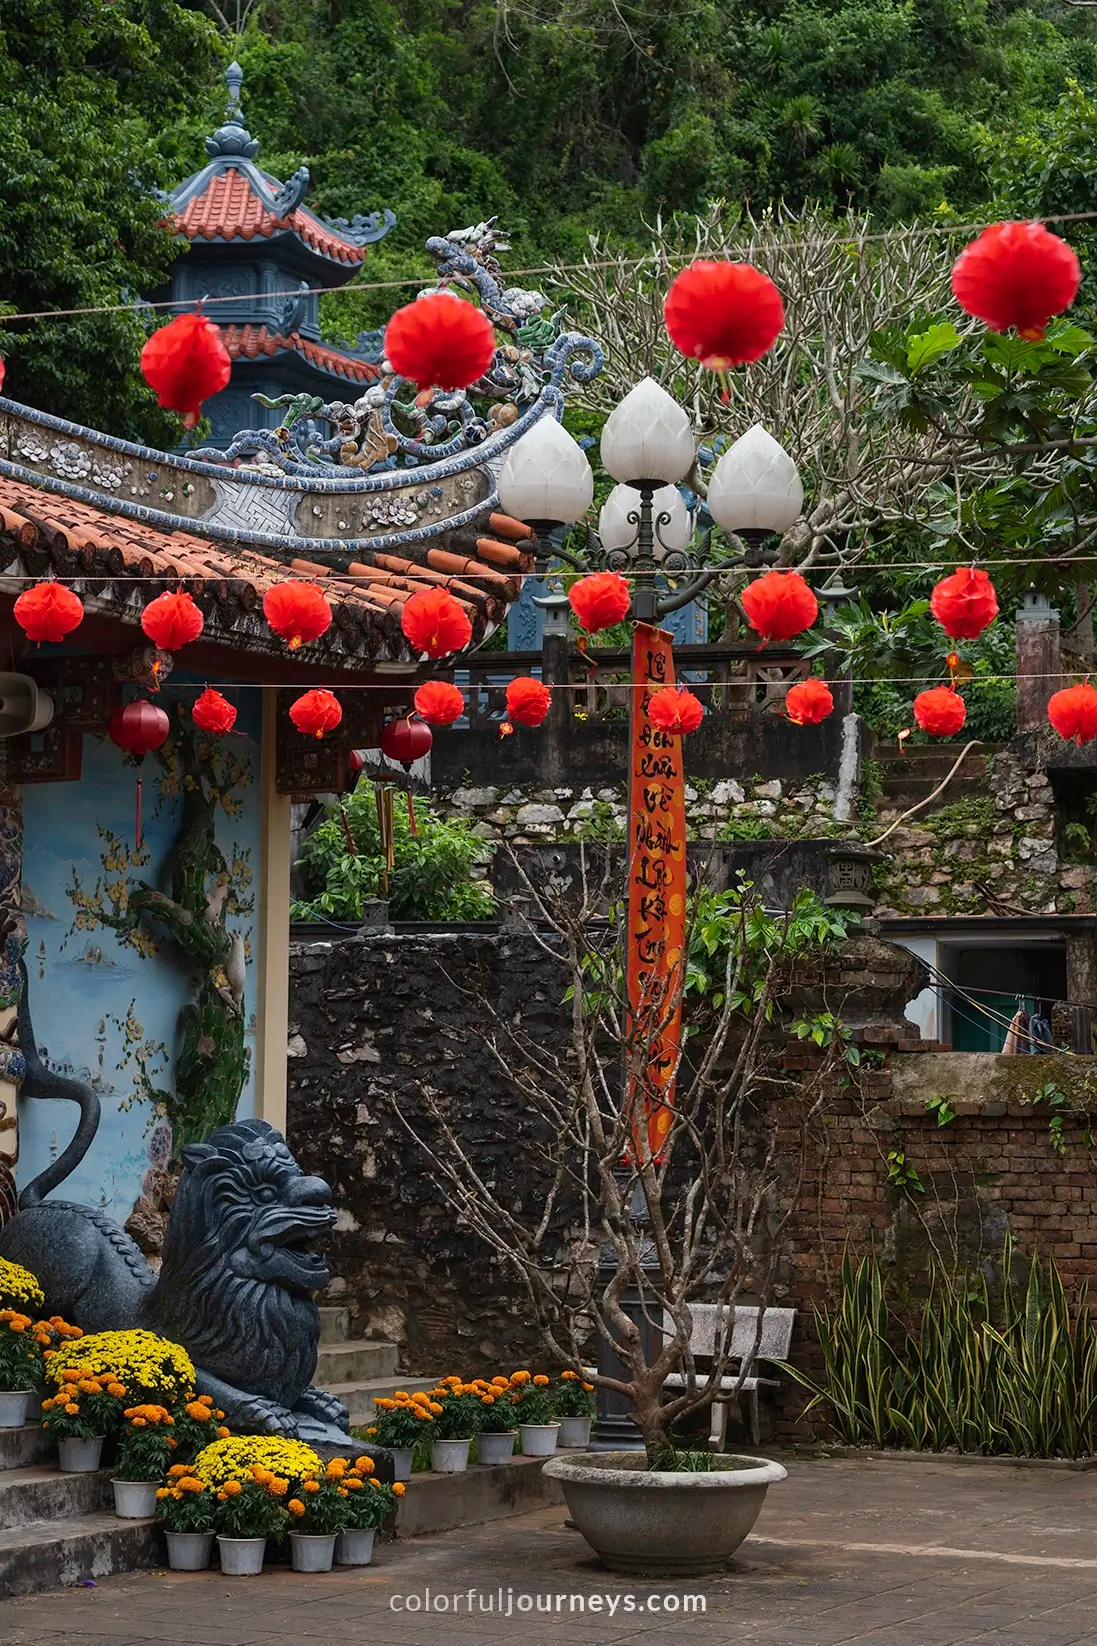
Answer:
325 1374 439 1429
0 1512 159 1599
0 1424 51 1472
318 1305 351 1345
314 1339 400 1385
0 1466 108 1530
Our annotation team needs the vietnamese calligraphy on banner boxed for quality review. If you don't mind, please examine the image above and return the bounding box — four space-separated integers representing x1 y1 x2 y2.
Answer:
626 623 688 1159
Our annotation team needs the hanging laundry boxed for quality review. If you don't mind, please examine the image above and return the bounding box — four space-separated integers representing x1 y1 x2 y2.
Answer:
1002 1007 1030 1055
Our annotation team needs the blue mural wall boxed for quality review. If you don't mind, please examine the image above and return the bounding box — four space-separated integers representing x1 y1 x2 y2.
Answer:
15 678 261 1218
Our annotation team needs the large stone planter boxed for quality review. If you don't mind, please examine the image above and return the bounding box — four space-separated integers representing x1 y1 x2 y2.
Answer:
542 1451 787 1576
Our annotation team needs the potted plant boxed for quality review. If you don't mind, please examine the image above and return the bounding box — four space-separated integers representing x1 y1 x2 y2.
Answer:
41 1373 126 1472
284 1457 355 1572
473 1379 519 1465
510 1373 560 1456
554 1371 596 1448
212 1469 291 1575
0 1309 44 1429
332 1456 405 1566
424 1378 483 1473
170 1391 229 1464
363 1392 434 1480
111 1403 177 1517
156 1468 216 1569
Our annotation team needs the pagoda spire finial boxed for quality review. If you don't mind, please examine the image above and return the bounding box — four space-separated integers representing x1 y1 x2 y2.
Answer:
204 61 259 162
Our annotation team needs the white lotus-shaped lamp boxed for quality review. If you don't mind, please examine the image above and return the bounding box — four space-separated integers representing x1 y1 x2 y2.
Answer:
705 424 803 534
599 377 695 485
598 483 690 555
497 416 595 525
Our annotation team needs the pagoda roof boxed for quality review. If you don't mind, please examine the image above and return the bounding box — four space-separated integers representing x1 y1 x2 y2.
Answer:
220 323 382 385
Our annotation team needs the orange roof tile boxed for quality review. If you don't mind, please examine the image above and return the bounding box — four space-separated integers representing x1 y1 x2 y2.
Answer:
219 324 381 385
173 171 366 265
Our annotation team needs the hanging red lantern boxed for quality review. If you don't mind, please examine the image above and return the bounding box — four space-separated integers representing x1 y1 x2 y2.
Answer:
290 689 342 740
740 570 818 642
191 688 237 735
140 311 232 429
384 293 497 392
263 583 332 651
381 715 433 767
13 581 84 644
785 677 834 725
141 589 204 651
1048 681 1097 746
664 260 785 369
647 686 704 735
0 358 5 395
913 686 966 737
401 588 473 658
930 567 999 640
568 572 632 633
109 698 171 847
413 680 466 726
951 222 1080 341
505 677 552 728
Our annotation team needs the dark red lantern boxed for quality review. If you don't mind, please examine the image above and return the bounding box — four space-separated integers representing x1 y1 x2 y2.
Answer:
930 567 999 640
505 677 552 727
290 689 342 740
140 311 232 429
785 678 834 725
913 686 966 737
951 222 1080 341
0 358 5 395
740 570 818 643
647 686 704 735
413 680 466 726
401 588 473 659
263 583 332 651
384 293 496 392
1048 681 1097 746
109 698 170 846
191 688 237 735
664 261 785 370
13 581 84 644
141 590 204 651
568 572 631 633
381 715 433 767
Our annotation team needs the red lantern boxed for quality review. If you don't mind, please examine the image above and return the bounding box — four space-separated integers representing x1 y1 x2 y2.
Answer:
664 260 785 370
1048 681 1097 746
401 588 473 658
505 677 552 727
0 358 5 394
381 715 433 767
951 222 1080 341
263 583 332 651
568 572 631 633
140 311 232 429
930 567 999 640
141 590 204 651
109 698 171 846
913 686 966 737
740 570 818 643
647 686 704 735
191 688 237 735
290 689 342 740
785 678 834 725
13 581 84 644
384 293 497 392
413 681 466 726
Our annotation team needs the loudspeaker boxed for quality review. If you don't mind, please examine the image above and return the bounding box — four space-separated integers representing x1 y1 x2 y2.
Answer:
0 674 55 737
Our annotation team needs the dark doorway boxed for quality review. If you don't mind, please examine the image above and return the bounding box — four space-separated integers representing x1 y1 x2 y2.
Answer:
942 944 1067 1053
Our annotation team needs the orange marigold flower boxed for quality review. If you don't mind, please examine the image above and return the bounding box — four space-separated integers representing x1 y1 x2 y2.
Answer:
156 1488 170 1500
393 1482 406 1497
428 1402 443 1416
510 1371 531 1385
185 1402 210 1420
345 1479 362 1491
64 1403 80 1415
288 1499 306 1517
582 1382 594 1392
326 1458 347 1479
222 1480 242 1497
491 1377 509 1389
354 1456 375 1475
561 1370 576 1381
337 1487 348 1497
302 1480 320 1494
269 1477 289 1497
217 1426 230 1439
533 1375 549 1387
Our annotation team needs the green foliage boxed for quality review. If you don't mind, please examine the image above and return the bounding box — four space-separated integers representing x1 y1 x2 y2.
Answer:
792 1243 1097 1458
649 1446 718 1472
292 783 495 924
685 882 853 1012
885 1149 924 1192
924 1093 956 1126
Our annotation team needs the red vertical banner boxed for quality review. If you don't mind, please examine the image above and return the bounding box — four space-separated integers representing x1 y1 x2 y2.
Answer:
627 623 688 1159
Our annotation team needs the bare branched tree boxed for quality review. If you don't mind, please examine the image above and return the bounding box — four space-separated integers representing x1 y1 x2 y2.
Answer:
388 850 851 1459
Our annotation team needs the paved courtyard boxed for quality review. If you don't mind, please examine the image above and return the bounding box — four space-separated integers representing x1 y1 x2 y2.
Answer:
6 1455 1097 1645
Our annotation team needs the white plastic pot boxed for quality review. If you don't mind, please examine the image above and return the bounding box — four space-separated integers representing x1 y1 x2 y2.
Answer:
289 1532 337 1572
557 1417 593 1449
217 1535 266 1575
165 1531 215 1570
519 1423 560 1457
430 1437 471 1473
334 1527 375 1566
0 1391 31 1429
57 1435 104 1473
477 1430 517 1466
112 1479 159 1519
387 1446 414 1482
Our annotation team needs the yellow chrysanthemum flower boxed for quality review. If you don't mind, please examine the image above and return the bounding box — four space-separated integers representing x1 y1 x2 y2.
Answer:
0 1259 45 1313
192 1436 322 1491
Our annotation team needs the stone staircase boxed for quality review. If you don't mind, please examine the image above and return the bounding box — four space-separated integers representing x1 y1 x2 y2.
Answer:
873 745 993 817
316 1307 437 1430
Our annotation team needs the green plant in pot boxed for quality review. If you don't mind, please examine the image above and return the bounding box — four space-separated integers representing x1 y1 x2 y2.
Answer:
213 1473 291 1576
475 1379 520 1466
425 1379 484 1474
361 1392 435 1480
171 1391 229 1464
284 1457 354 1572
157 1468 217 1570
112 1403 178 1518
0 1308 45 1428
511 1371 560 1457
333 1456 405 1567
553 1370 596 1448
41 1372 126 1473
